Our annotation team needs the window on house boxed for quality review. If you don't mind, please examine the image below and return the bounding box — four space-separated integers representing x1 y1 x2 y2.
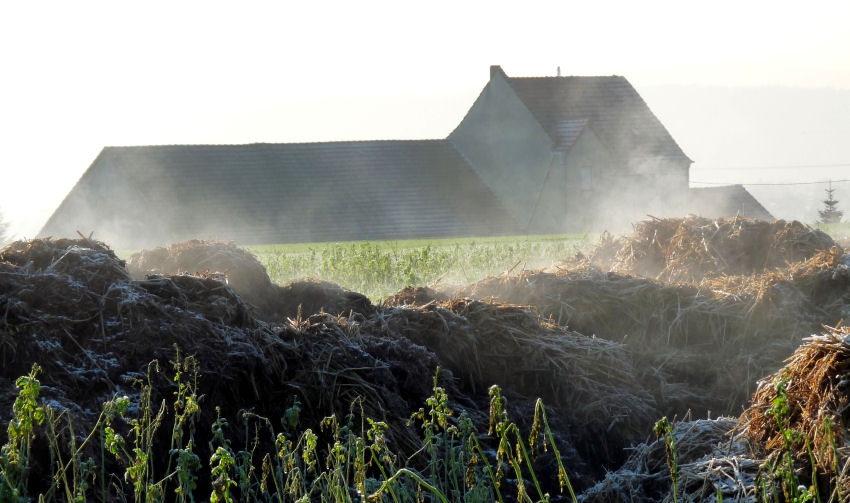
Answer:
580 167 593 190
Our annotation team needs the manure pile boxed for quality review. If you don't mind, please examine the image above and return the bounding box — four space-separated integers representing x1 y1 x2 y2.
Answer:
559 215 836 282
127 239 374 320
583 326 850 502
0 238 451 496
460 217 848 416
3 216 850 501
1 237 640 499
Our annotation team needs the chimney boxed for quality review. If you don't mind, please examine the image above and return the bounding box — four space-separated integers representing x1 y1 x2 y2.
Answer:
557 66 561 77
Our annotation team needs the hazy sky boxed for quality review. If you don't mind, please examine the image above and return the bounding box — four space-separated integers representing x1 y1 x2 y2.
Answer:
2 1 849 239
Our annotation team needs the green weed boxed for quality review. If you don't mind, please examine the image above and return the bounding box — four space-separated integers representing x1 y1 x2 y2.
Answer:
0 363 45 502
653 417 679 503
757 374 816 503
0 357 578 502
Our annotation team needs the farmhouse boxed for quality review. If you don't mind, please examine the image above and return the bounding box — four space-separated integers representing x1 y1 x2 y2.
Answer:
451 65 693 233
40 65 771 248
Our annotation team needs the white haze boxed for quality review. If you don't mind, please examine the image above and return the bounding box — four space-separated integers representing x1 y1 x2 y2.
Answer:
1 1 849 241
641 85 850 223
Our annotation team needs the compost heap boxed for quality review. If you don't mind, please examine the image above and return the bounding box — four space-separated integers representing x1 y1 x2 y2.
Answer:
127 239 373 321
0 238 454 498
0 237 656 500
457 217 849 417
583 325 850 502
3 216 849 501
557 215 836 282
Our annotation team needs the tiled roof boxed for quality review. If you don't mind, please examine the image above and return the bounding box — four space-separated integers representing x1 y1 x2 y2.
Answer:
552 119 588 152
688 185 775 221
40 141 517 247
506 75 691 162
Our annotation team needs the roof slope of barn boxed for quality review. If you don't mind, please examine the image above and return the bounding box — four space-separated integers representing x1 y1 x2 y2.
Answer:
688 185 775 221
502 69 691 163
40 140 517 247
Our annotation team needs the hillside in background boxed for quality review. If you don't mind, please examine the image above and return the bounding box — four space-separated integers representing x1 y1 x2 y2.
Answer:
642 84 850 222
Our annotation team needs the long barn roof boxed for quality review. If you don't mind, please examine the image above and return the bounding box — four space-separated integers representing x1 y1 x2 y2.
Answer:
39 140 517 247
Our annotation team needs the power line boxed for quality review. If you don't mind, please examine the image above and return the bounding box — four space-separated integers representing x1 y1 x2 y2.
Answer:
692 162 850 171
691 179 850 186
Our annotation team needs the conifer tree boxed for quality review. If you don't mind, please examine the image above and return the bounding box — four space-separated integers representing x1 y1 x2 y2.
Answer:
818 181 844 224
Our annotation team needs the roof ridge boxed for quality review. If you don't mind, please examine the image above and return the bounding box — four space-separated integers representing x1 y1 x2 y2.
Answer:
508 75 625 80
104 139 448 149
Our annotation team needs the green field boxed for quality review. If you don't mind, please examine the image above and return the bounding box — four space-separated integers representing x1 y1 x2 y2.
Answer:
248 234 594 300
117 222 848 303
814 221 850 240
247 221 850 301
